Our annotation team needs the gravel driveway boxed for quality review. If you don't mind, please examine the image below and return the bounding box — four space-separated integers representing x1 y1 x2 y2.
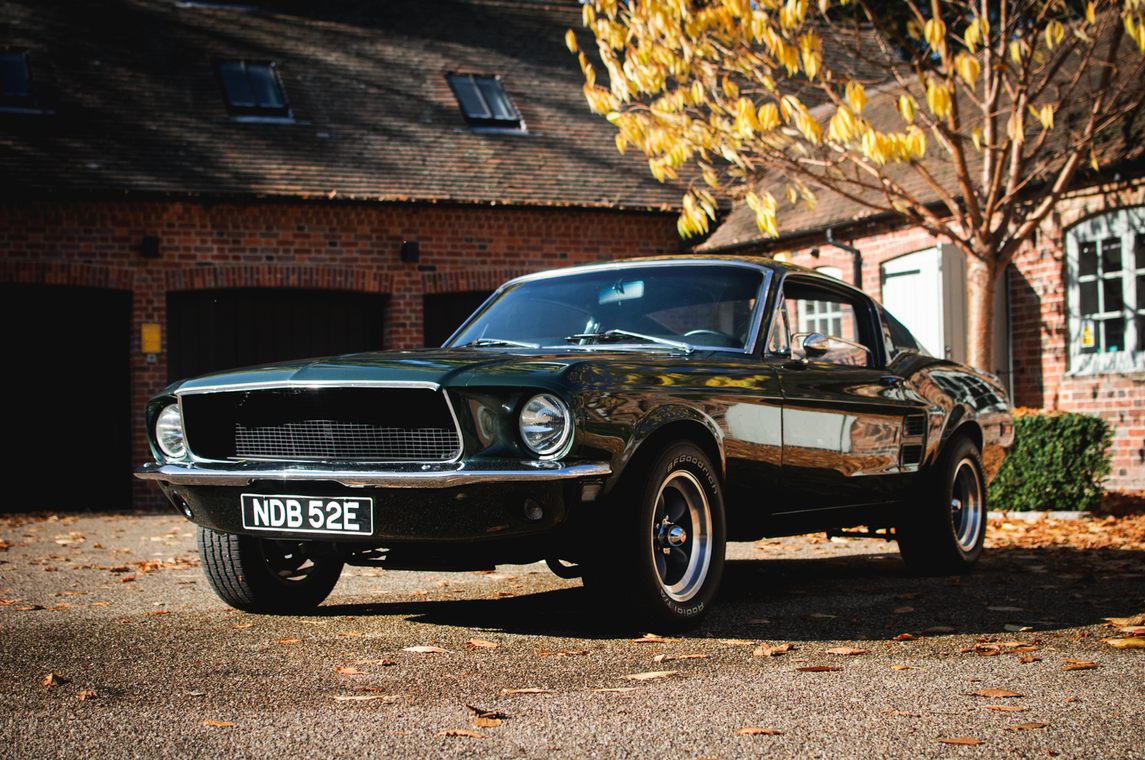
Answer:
1 511 1142 759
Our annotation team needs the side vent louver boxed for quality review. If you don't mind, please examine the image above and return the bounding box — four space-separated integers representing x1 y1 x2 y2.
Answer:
901 415 927 468
901 444 923 465
905 415 927 437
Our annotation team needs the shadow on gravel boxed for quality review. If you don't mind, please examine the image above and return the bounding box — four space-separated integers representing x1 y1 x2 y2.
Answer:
311 543 1145 642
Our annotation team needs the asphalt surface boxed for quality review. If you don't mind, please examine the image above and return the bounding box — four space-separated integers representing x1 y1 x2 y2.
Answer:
1 512 1142 760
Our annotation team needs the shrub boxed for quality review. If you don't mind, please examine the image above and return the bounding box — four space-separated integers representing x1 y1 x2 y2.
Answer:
988 408 1112 512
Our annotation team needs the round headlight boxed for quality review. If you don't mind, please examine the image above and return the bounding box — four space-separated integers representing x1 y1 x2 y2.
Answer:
155 404 186 459
519 394 571 457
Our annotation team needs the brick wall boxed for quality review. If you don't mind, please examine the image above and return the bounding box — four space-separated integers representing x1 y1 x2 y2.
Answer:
0 199 679 509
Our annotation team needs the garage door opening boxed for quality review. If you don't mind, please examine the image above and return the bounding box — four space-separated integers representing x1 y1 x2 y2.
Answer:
0 283 132 512
423 290 493 348
166 288 389 382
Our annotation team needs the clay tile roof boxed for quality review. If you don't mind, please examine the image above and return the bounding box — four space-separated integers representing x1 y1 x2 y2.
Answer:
0 0 684 211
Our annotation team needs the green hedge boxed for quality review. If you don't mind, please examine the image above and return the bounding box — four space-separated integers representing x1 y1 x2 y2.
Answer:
988 409 1112 512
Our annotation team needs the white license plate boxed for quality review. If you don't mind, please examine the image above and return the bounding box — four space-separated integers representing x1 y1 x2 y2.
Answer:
241 494 373 536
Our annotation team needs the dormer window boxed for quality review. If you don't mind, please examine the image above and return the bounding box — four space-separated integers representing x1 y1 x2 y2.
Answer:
214 60 291 121
447 74 523 132
0 50 37 112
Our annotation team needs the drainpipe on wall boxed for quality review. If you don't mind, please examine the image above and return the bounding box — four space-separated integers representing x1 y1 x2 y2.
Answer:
826 228 863 291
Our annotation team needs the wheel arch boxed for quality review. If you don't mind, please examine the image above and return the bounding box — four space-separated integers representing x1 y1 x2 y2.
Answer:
621 411 725 487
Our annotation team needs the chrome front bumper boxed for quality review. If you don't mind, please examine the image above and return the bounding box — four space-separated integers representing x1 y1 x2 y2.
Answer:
135 460 612 489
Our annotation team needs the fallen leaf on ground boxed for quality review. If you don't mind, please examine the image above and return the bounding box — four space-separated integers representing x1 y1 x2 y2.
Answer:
938 737 984 746
1019 656 1042 664
41 673 66 687
232 623 252 629
748 619 770 625
795 666 842 672
654 653 709 663
721 639 757 646
501 688 550 694
466 639 498 649
1005 624 1034 632
436 729 484 738
1061 660 1098 671
980 705 1028 712
201 720 235 728
736 727 783 735
631 634 674 644
332 695 395 702
592 687 640 693
896 593 924 600
802 613 837 619
753 643 793 657
337 632 361 637
894 634 917 641
893 607 915 614
473 717 502 728
1005 723 1048 731
145 610 167 616
1104 614 1145 627
969 689 1025 698
826 647 868 656
922 626 956 634
882 710 921 716
1103 637 1145 649
403 646 452 654
277 638 302 644
625 670 678 681
75 690 97 701
335 666 364 675
890 665 917 670
537 649 589 657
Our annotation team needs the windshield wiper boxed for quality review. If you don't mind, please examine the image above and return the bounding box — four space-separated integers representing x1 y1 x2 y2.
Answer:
464 338 540 348
564 329 694 353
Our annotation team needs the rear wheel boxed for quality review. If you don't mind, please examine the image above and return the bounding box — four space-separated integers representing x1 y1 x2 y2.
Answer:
897 436 986 575
197 527 344 613
583 440 725 630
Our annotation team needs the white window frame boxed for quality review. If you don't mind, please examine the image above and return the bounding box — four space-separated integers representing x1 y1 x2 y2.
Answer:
1066 206 1145 375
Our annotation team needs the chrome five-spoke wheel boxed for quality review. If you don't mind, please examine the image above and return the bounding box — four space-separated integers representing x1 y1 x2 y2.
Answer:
651 470 712 603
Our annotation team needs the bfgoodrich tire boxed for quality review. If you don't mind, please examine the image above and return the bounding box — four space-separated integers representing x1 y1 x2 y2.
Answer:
897 435 987 576
197 527 344 613
584 440 726 630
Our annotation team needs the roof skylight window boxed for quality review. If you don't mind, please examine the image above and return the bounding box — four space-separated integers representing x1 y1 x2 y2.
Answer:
0 50 37 112
214 60 291 121
447 74 523 131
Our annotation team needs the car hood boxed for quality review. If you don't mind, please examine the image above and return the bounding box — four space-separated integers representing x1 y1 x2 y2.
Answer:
169 346 704 395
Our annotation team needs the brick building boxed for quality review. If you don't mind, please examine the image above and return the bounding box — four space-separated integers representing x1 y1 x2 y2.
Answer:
0 0 683 510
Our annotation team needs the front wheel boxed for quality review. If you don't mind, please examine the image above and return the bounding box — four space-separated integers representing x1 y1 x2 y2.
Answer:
197 527 344 613
583 441 726 630
897 436 987 575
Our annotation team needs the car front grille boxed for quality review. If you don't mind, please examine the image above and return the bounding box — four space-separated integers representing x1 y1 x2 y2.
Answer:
181 387 461 462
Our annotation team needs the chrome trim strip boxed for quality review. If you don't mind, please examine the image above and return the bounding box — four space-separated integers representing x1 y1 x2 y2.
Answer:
175 379 442 396
135 460 612 488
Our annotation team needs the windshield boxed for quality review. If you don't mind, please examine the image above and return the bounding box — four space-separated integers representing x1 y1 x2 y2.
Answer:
447 264 768 351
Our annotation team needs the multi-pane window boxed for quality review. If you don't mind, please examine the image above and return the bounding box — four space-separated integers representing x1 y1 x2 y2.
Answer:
1067 207 1145 374
798 266 845 338
214 60 291 120
0 50 36 111
447 74 523 131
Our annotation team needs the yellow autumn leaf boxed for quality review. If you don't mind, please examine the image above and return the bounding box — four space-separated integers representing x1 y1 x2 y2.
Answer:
955 53 980 87
972 127 982 150
1045 20 1064 50
564 29 578 53
924 18 946 51
926 79 951 119
897 95 915 124
1086 1 1096 25
846 80 866 113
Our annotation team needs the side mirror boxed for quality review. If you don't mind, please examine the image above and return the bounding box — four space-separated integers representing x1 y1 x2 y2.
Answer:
802 333 830 358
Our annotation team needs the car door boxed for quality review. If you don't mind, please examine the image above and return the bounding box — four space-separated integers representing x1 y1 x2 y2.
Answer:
770 274 928 523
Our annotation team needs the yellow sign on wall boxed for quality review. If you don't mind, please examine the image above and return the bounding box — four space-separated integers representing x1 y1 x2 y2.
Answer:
141 323 161 354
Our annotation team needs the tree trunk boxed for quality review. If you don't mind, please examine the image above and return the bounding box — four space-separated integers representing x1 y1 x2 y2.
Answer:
965 255 998 372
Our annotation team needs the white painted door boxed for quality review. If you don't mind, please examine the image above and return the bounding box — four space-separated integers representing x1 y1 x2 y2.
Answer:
881 249 943 357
